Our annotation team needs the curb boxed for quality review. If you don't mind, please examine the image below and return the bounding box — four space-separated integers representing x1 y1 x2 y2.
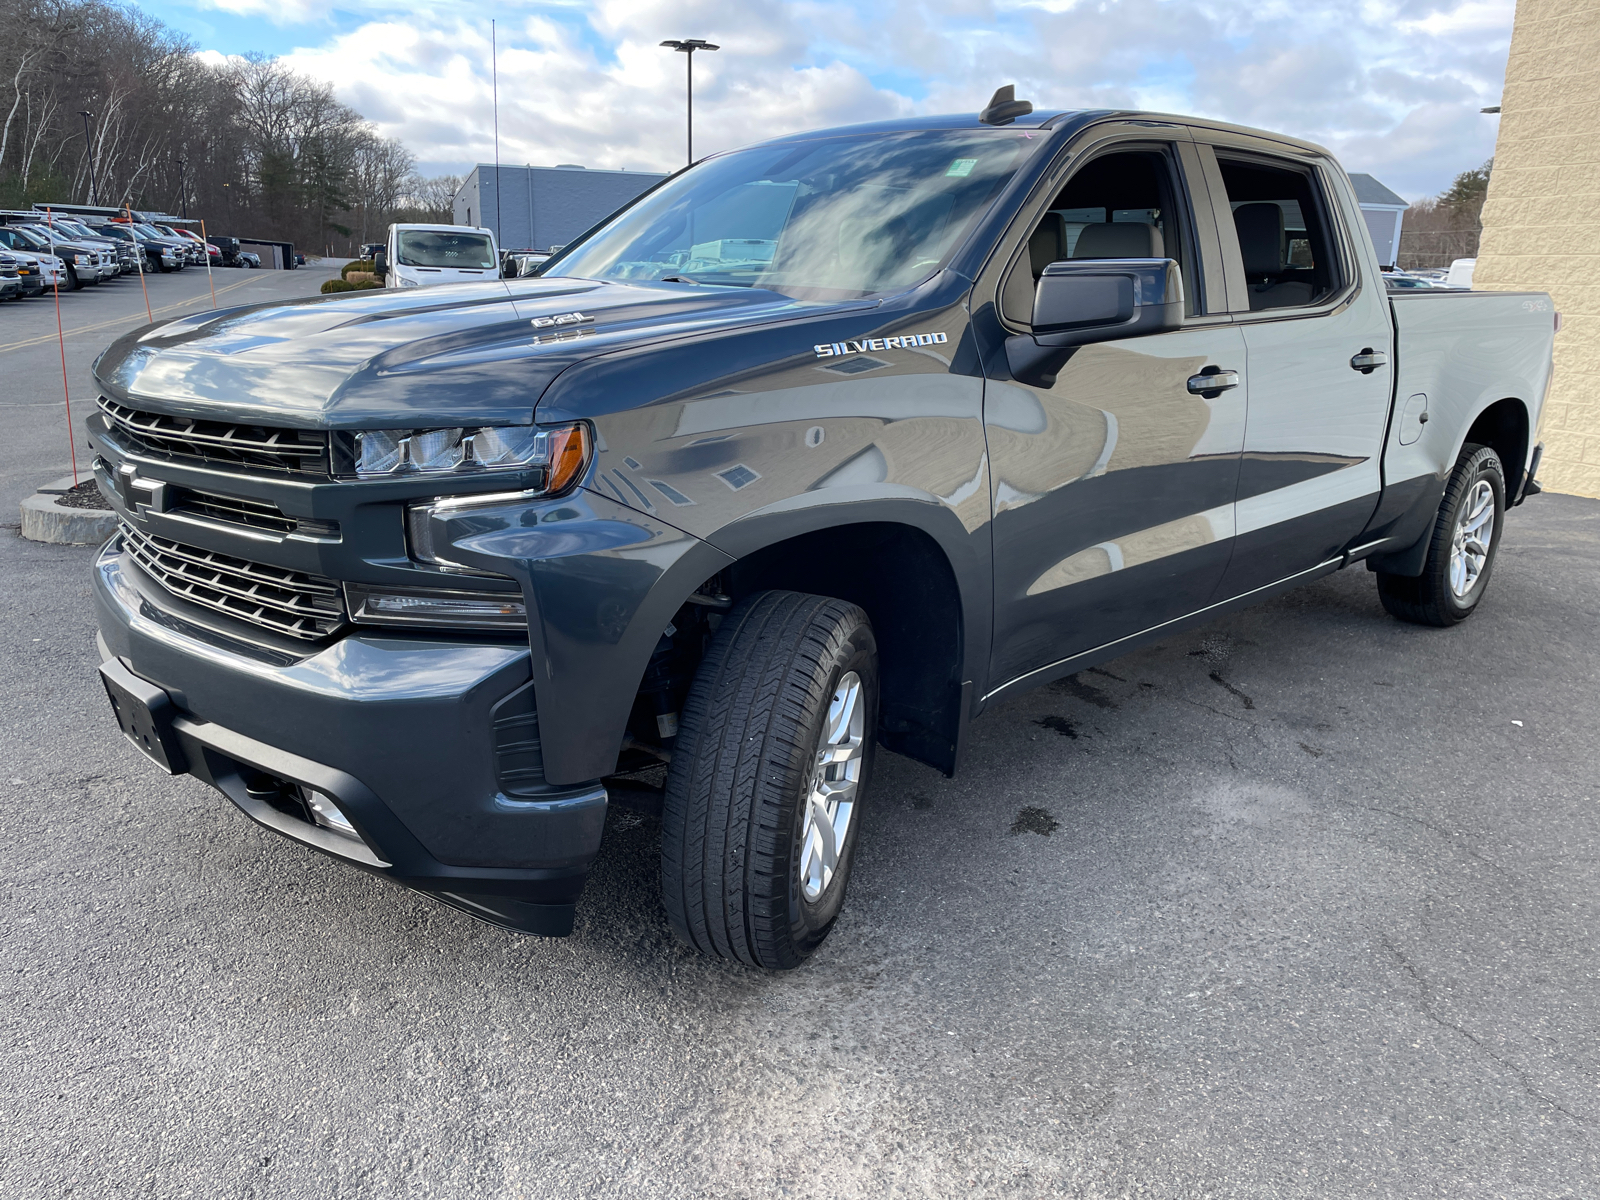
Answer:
20 491 117 545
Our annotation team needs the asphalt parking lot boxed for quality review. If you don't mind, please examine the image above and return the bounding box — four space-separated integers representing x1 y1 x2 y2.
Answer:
2 265 1598 1198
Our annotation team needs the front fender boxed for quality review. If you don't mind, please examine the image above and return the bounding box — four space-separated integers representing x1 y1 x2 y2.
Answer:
419 488 733 786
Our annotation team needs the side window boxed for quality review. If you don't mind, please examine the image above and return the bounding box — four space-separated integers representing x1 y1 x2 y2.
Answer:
1215 156 1343 312
1001 147 1201 326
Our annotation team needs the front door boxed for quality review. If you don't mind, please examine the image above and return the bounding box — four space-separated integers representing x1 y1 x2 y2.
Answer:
975 131 1248 696
1196 140 1396 597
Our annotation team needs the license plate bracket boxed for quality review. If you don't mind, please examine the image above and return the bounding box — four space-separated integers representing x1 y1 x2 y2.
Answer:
99 657 186 775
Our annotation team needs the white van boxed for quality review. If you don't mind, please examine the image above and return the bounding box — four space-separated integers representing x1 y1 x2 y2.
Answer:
376 223 502 289
1445 258 1476 289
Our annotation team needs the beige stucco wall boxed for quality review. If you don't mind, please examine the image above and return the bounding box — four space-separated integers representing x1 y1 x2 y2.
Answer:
1473 0 1600 497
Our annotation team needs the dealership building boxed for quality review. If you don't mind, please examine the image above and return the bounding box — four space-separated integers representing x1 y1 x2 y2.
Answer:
453 164 667 254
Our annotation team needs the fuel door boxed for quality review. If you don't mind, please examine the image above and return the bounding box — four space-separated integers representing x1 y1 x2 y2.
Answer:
1397 393 1429 446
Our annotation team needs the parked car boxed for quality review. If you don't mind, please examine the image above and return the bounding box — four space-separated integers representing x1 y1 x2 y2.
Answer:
4 247 64 295
1446 258 1477 289
360 242 384 260
1384 272 1446 290
45 217 135 275
238 251 260 269
139 223 198 267
89 100 1556 965
373 223 502 288
503 250 550 278
91 224 183 273
17 222 117 281
0 252 22 299
0 223 104 289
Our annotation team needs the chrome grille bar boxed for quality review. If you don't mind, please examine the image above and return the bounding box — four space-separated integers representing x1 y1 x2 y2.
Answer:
97 395 329 475
119 520 346 641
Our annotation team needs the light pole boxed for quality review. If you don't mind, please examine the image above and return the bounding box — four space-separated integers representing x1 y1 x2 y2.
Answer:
79 111 96 205
659 39 718 166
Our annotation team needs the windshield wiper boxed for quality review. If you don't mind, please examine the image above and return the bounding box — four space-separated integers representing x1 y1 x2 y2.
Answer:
659 274 701 285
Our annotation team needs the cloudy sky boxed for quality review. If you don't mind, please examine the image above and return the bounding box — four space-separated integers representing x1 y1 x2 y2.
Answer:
145 0 1512 199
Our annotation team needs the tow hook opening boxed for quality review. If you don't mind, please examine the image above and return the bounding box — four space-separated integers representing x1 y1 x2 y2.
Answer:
241 768 362 842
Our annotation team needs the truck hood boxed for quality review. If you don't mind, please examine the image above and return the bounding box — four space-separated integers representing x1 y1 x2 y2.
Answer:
94 277 872 429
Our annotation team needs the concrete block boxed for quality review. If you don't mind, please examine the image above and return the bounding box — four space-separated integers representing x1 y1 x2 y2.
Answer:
20 492 117 545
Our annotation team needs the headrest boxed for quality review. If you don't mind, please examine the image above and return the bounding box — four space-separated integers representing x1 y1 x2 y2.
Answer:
1028 213 1066 277
1071 222 1164 259
1233 203 1285 276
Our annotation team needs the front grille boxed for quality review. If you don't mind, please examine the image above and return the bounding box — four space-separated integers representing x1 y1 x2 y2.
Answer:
169 486 298 534
119 520 346 641
97 395 329 476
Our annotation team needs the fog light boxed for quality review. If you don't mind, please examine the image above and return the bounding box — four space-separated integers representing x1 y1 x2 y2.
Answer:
299 786 359 840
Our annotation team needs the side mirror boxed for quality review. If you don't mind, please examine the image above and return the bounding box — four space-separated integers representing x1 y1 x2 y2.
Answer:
1006 258 1184 388
373 248 387 275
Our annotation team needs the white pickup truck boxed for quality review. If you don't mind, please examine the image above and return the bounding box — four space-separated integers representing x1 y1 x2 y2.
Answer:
374 223 503 289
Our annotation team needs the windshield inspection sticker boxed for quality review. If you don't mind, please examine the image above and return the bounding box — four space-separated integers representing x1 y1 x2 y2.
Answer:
946 158 978 177
815 332 948 358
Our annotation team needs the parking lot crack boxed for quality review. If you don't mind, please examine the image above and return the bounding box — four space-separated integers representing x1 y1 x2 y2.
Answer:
1380 934 1587 1126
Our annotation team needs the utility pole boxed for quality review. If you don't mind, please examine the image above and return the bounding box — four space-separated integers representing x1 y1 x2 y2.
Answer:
177 158 188 218
79 111 96 205
659 39 719 166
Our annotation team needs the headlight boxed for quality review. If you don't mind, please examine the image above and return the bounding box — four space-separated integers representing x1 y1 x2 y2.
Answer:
399 277 420 288
343 422 591 485
74 253 90 264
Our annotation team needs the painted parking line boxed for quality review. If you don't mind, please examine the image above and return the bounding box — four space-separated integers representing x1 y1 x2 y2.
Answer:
0 274 275 356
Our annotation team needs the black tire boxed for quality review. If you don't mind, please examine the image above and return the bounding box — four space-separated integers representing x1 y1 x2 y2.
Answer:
1377 443 1506 626
662 590 878 969
63 264 80 291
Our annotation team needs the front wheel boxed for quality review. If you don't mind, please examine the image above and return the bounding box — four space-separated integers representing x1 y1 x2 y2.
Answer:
1376 443 1506 626
662 590 878 970
62 264 80 291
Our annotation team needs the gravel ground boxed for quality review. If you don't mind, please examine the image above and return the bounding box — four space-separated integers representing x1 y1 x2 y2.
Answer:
1 266 1597 1197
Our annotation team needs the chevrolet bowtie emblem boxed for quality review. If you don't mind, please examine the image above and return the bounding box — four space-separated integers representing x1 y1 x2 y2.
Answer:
530 311 594 329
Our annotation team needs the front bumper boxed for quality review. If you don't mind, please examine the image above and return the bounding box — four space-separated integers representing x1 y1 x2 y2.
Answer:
92 536 608 935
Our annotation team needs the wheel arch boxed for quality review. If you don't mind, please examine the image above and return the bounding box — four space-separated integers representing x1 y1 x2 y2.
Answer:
1460 396 1530 500
712 508 980 776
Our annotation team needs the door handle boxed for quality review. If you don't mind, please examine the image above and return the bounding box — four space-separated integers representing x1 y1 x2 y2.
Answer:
1187 368 1240 396
1350 348 1388 373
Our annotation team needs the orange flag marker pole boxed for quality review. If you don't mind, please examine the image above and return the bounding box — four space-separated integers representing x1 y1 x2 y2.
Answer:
43 207 77 486
126 204 152 323
200 218 218 308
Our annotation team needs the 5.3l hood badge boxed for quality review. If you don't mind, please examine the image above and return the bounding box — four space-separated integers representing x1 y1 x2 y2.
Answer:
530 311 594 329
815 332 948 358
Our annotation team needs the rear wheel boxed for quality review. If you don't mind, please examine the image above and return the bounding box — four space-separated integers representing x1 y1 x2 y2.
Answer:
662 590 878 969
1377 443 1506 626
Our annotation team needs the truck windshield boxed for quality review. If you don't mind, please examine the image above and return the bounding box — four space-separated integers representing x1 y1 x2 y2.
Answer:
397 231 496 269
543 129 1045 298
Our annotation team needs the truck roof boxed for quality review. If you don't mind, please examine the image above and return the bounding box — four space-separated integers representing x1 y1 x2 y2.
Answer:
392 223 494 235
744 108 1334 161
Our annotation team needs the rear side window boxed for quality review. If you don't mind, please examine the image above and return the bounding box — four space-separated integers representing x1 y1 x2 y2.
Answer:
1216 157 1342 312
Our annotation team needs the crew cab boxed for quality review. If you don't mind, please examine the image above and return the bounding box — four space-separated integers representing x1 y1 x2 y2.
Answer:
374 223 503 288
89 97 1555 968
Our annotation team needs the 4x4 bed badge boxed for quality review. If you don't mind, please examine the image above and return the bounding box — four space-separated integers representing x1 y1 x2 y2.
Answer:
815 332 947 358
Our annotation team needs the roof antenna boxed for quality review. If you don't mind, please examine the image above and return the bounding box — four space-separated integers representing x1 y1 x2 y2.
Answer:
980 85 1033 126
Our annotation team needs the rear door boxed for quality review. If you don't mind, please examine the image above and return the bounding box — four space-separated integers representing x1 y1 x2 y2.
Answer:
1192 135 1395 596
973 123 1248 696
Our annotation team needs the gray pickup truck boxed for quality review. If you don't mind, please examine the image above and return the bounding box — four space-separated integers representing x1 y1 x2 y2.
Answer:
90 92 1556 969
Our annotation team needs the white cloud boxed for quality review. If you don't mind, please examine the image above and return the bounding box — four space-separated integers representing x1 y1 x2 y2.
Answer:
258 0 1512 199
